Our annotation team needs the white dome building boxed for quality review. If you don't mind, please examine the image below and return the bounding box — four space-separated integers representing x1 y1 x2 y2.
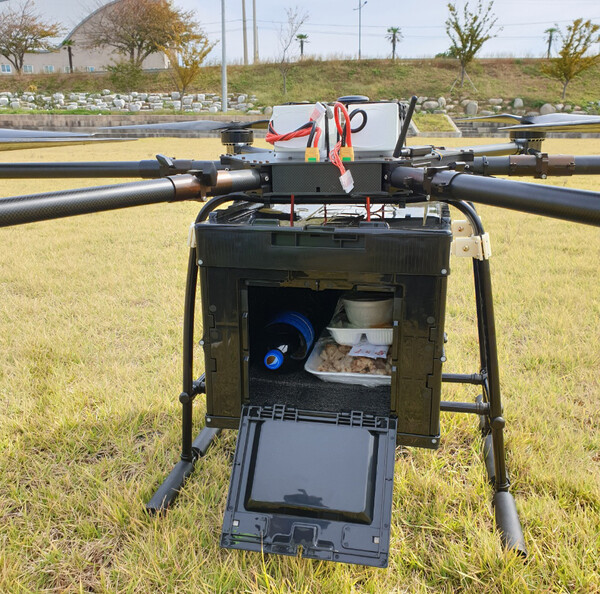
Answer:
0 0 167 75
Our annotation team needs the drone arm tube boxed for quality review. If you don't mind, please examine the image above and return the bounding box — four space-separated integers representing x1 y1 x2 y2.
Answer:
0 159 223 179
390 166 600 226
0 169 262 227
465 155 600 177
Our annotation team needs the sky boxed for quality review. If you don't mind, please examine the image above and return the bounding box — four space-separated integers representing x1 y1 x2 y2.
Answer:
2 0 600 62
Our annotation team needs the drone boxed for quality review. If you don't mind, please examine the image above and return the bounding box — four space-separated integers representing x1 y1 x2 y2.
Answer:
1 95 599 568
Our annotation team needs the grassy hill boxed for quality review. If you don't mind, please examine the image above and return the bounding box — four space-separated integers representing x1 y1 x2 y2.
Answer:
2 58 600 110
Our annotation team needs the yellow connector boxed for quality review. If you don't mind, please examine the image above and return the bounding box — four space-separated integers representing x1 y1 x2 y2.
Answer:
340 146 354 162
305 147 320 162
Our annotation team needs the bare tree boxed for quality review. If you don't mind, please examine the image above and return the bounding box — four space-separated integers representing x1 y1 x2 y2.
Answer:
161 33 215 110
83 0 200 68
0 0 62 74
542 19 600 99
445 1 500 88
278 7 308 95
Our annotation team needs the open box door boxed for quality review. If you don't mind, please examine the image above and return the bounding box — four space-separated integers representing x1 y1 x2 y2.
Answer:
221 405 397 567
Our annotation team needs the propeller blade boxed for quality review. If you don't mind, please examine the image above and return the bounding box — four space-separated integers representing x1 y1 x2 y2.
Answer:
455 114 522 125
0 128 133 151
101 119 269 134
500 113 600 132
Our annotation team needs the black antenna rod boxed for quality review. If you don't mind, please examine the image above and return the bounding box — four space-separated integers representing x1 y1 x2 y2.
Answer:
393 95 418 158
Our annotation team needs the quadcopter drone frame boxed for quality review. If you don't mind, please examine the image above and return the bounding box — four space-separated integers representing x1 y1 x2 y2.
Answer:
1 98 600 565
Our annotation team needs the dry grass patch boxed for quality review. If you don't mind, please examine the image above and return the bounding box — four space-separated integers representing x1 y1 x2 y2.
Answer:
0 137 598 592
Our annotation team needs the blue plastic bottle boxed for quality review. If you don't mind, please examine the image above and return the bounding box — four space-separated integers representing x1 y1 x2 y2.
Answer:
259 311 316 373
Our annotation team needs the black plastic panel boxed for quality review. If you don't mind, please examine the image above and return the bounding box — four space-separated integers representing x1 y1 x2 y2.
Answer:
221 405 397 567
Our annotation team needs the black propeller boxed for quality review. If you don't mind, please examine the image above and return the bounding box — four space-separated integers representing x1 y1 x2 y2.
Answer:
457 112 600 133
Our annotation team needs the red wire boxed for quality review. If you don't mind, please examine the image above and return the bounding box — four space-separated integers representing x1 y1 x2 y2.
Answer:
366 197 371 221
333 102 352 147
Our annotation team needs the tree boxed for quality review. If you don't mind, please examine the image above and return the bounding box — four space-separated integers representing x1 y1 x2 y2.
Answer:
296 33 309 59
386 26 403 61
445 1 499 88
278 7 308 95
84 0 200 68
62 39 74 73
544 26 558 59
161 33 215 110
0 0 62 74
542 19 600 99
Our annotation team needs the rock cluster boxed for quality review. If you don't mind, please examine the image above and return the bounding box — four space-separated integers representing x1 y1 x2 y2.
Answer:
0 90 272 115
411 95 598 117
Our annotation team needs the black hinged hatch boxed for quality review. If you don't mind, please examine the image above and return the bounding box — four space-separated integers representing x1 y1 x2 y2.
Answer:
221 405 397 567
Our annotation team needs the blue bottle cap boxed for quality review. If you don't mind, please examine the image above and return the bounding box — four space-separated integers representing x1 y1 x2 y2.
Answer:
264 349 284 370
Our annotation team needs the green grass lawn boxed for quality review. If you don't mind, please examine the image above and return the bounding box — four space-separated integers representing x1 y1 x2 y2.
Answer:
0 137 599 592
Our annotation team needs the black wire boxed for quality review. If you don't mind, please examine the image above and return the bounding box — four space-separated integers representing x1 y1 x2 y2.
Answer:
306 121 317 148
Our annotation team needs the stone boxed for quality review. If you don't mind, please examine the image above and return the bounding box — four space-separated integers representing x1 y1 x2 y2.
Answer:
433 109 447 114
53 92 64 101
263 106 273 116
414 105 422 112
197 93 205 101
208 106 219 113
464 101 478 115
564 104 572 111
128 103 141 112
171 101 181 110
513 97 524 109
0 97 9 107
492 105 501 112
66 103 78 110
10 101 20 109
69 93 78 101
422 100 439 110
182 96 193 105
539 103 556 115
479 110 494 116
488 98 503 105
460 99 471 107
554 103 564 111
113 98 126 108
417 96 427 104
525 111 540 117
247 109 261 115
438 96 447 108
171 91 181 100
237 103 247 111
102 89 111 95
237 94 247 103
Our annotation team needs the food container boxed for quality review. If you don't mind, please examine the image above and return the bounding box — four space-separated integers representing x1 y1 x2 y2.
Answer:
327 325 393 346
341 293 393 327
304 337 391 387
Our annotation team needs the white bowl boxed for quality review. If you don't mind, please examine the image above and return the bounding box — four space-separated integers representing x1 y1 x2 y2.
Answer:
341 294 393 327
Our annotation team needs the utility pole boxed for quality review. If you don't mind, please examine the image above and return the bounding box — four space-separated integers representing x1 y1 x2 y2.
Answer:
221 0 228 113
354 0 367 60
242 0 248 66
253 0 259 62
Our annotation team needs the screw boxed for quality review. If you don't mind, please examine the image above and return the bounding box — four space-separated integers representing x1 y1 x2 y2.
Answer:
431 438 437 444
264 175 270 181
463 245 470 252
199 340 205 346
198 259 203 265
441 268 447 275
206 417 212 423
458 225 464 232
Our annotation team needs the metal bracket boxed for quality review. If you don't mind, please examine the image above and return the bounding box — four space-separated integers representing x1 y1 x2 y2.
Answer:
451 220 491 260
187 222 197 248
